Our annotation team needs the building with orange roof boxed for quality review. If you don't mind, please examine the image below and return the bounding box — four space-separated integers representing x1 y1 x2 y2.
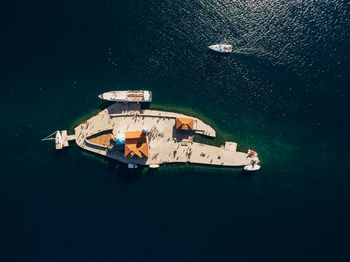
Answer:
124 131 149 158
124 131 144 139
176 118 194 130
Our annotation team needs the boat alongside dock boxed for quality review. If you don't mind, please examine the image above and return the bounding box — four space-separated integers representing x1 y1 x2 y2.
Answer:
98 90 152 103
41 130 75 150
43 94 260 169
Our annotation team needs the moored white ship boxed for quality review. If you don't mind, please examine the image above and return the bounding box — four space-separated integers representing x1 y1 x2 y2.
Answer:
208 44 232 53
98 90 152 103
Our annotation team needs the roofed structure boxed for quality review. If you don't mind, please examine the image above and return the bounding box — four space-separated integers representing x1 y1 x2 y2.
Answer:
176 118 194 130
125 131 144 139
124 131 149 158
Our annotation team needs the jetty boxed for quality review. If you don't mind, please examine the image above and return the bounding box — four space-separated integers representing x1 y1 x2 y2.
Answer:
46 101 260 169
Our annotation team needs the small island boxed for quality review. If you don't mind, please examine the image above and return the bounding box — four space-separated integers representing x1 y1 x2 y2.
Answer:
46 96 260 169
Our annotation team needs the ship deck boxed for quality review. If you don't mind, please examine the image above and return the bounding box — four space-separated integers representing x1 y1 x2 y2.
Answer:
71 103 258 167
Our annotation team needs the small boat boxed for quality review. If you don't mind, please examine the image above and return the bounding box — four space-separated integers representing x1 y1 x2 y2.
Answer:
55 131 62 145
149 164 160 169
55 131 63 149
243 164 261 172
98 90 152 103
128 164 138 169
208 44 232 53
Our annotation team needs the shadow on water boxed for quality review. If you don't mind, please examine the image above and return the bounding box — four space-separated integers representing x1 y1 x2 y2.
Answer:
141 102 151 110
112 161 143 181
99 100 151 111
105 158 141 181
106 157 156 178
106 158 119 173
98 101 114 110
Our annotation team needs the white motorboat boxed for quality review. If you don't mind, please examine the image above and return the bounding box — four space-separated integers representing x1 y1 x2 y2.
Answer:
243 164 261 172
128 164 138 169
98 90 152 103
55 131 62 145
149 164 160 169
208 44 232 53
55 131 63 150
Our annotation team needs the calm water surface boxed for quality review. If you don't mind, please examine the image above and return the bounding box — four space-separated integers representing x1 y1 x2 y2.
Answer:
1 0 350 261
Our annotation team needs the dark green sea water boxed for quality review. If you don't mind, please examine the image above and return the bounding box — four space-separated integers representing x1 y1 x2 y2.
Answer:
1 0 350 261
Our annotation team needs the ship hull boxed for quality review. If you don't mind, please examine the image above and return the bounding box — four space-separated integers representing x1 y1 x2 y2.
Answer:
208 44 232 53
98 90 152 103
